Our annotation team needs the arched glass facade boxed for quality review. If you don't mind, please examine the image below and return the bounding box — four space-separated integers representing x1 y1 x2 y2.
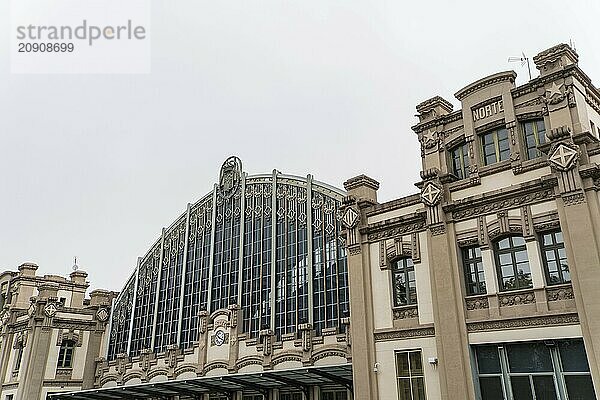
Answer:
107 158 349 360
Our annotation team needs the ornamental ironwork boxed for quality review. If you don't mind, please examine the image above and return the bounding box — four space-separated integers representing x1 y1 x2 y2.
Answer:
107 158 349 360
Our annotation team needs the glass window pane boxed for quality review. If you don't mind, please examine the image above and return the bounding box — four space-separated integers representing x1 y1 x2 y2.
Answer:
555 231 563 243
512 237 526 246
501 265 514 278
476 345 501 374
533 375 558 400
497 128 508 141
410 351 423 375
411 377 426 400
396 352 410 377
479 377 504 400
397 378 411 400
507 343 553 373
564 375 596 400
499 253 512 266
559 340 591 372
510 376 534 400
498 238 510 249
515 250 528 263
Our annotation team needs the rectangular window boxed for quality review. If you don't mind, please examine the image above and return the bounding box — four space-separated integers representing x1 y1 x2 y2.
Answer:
280 393 303 400
462 246 486 295
540 230 570 285
450 143 470 179
591 121 596 137
474 340 596 400
321 390 348 400
392 258 417 307
494 236 532 291
395 350 426 400
480 127 510 165
57 340 75 368
13 347 23 372
521 119 546 160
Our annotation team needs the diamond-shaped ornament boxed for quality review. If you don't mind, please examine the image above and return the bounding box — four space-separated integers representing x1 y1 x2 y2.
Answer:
96 308 109 322
548 143 578 171
421 182 442 206
1 310 9 325
44 303 57 318
342 207 359 229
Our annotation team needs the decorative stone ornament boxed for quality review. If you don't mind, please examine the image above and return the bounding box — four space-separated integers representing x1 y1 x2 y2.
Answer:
96 308 109 322
421 129 438 149
545 82 565 104
27 303 36 318
548 143 578 171
44 302 58 318
218 156 242 199
0 310 9 325
341 207 359 229
421 182 442 206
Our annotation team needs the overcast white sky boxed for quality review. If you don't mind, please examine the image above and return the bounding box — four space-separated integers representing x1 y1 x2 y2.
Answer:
1 0 599 292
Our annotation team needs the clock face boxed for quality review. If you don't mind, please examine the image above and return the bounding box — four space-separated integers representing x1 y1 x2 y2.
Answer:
214 330 226 346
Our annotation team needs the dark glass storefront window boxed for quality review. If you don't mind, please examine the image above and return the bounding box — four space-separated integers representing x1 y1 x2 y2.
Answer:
474 340 596 400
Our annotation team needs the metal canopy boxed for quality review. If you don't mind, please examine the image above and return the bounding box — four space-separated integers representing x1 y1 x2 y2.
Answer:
49 364 353 400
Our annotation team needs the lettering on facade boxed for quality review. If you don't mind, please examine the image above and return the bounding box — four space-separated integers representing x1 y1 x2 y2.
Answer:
472 100 504 122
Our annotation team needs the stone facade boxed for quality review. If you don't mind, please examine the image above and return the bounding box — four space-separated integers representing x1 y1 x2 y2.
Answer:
0 264 114 400
9 42 600 400
343 43 600 399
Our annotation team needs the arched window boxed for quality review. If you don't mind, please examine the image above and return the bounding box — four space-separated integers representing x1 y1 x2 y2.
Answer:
392 258 417 307
57 339 75 368
494 236 532 291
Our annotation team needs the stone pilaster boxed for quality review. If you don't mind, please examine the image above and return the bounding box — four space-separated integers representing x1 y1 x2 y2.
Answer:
342 175 379 400
419 168 475 400
546 125 600 396
17 282 58 400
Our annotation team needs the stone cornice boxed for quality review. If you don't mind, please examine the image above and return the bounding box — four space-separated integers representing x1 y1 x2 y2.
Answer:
366 194 422 217
343 174 380 191
362 212 427 242
467 313 579 332
446 178 557 221
455 71 517 101
411 109 463 134
374 324 435 341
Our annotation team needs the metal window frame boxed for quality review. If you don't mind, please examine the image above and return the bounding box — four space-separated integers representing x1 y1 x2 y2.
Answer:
539 230 570 286
391 258 417 307
493 236 532 292
461 246 486 295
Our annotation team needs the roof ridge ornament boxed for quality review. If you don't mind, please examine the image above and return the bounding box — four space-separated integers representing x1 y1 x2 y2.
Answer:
218 156 243 200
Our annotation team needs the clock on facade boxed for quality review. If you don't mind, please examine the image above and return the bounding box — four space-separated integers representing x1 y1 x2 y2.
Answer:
214 329 226 346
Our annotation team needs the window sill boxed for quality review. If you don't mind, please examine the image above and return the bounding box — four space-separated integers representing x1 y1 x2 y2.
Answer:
479 160 512 177
392 304 418 320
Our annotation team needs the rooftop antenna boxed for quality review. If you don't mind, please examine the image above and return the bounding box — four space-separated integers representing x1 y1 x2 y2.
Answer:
72 256 78 272
508 52 532 81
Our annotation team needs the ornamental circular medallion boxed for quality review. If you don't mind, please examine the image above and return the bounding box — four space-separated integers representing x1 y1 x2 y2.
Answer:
96 308 109 322
214 329 226 346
